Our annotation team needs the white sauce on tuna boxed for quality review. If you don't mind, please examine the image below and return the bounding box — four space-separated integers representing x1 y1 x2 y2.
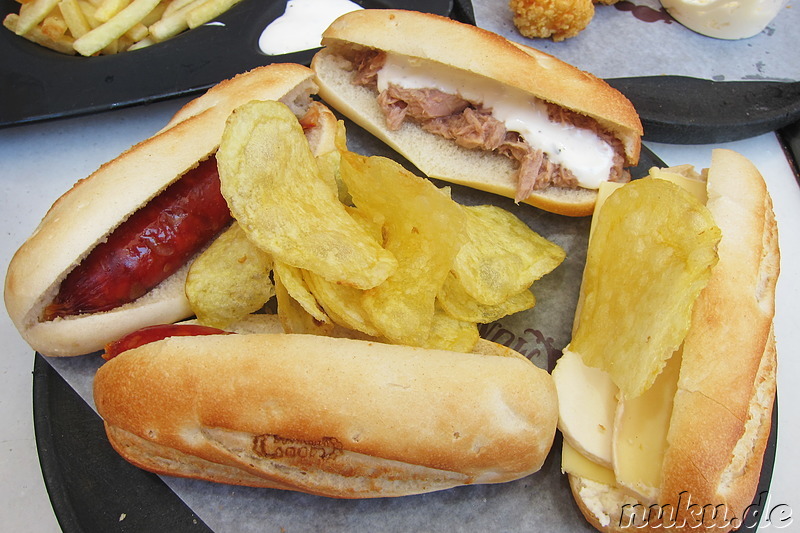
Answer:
259 0 362 56
376 54 615 190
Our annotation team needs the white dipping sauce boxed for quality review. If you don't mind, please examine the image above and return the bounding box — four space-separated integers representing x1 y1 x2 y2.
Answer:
259 0 363 56
660 0 787 39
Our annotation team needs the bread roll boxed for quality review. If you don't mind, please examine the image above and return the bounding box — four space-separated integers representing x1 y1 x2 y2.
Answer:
311 9 642 216
565 149 779 532
94 333 559 498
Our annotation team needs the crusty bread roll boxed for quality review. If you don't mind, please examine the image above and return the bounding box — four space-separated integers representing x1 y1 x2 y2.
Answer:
564 149 779 532
94 333 559 498
311 9 642 217
4 64 332 357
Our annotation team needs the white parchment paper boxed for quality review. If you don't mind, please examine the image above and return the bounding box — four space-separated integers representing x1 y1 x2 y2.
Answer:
474 0 798 82
45 119 603 532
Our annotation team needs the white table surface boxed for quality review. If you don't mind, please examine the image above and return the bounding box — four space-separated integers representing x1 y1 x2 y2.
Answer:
1 98 798 531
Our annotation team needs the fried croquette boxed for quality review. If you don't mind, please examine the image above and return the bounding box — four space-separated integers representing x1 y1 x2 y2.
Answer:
509 0 595 41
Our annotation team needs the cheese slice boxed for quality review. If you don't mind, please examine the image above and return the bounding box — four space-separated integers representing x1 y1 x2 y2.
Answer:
648 166 708 204
561 439 617 486
553 348 618 467
613 348 683 503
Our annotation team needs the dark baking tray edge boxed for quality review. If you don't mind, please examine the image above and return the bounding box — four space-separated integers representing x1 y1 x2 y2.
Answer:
33 352 214 533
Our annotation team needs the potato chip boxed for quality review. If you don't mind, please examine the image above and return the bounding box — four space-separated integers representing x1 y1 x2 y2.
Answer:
438 272 536 324
272 261 328 324
339 150 466 346
274 271 334 336
453 205 565 306
185 222 274 329
302 270 378 337
425 305 480 353
217 100 397 290
570 178 721 398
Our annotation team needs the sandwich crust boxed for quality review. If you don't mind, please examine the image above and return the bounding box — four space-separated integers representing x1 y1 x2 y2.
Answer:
94 333 559 498
658 149 779 531
4 64 319 356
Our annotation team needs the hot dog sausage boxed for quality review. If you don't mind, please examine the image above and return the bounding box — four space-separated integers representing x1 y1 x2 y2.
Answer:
44 157 231 320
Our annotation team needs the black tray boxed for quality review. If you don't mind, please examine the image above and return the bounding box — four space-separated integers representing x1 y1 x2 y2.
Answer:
0 0 456 127
608 77 800 144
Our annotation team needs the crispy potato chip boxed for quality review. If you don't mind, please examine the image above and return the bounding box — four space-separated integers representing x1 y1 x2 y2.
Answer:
438 272 536 323
185 222 274 329
217 100 397 290
274 271 334 336
302 270 379 337
453 205 565 306
471 339 529 360
426 305 480 353
272 261 328 324
339 150 466 346
571 178 721 398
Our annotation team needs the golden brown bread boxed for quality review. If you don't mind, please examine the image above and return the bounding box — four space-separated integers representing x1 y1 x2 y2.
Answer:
566 149 780 532
3 64 329 357
94 333 559 498
311 9 642 216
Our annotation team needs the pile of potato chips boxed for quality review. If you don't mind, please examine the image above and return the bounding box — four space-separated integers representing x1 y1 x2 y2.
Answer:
3 0 242 56
186 100 566 353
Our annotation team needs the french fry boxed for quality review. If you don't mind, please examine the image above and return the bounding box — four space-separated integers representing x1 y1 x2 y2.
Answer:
41 12 68 38
185 0 241 29
140 0 165 25
76 0 102 28
14 0 59 35
162 0 195 16
4 12 77 53
7 0 243 54
72 0 159 55
126 34 153 50
124 20 147 41
93 0 128 22
147 0 202 41
59 0 92 38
